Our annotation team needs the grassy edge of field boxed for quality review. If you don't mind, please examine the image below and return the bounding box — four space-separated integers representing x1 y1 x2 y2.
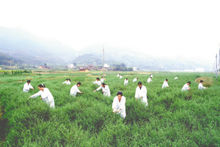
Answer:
0 106 7 146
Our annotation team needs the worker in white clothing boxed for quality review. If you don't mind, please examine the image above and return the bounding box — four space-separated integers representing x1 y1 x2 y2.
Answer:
174 76 178 80
70 82 83 96
181 81 191 91
117 73 120 77
147 77 152 83
94 83 111 97
101 76 105 83
112 92 126 119
198 80 206 90
133 77 138 82
124 78 128 86
23 80 34 92
30 84 55 108
150 74 153 78
63 79 71 85
93 78 102 86
162 79 169 89
119 75 123 79
135 82 148 106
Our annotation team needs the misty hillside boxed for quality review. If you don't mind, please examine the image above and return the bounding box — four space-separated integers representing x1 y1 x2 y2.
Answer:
0 27 75 65
74 46 209 71
0 52 23 65
73 49 210 71
0 27 211 71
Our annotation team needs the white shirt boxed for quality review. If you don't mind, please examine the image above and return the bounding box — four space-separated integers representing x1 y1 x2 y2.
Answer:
135 86 147 99
182 84 190 91
119 75 123 79
147 78 152 83
174 77 178 80
96 85 111 97
70 85 81 96
101 78 105 83
63 81 71 85
112 96 126 119
30 88 55 108
150 74 153 78
93 80 102 86
162 81 169 89
198 83 206 90
135 85 148 106
124 79 128 86
133 78 137 82
117 74 120 77
23 83 33 92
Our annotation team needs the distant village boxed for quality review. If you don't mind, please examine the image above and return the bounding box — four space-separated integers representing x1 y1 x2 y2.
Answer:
38 63 137 72
0 63 208 72
0 63 137 72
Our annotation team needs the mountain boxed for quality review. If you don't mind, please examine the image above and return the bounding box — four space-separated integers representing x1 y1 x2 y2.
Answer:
0 52 23 65
72 47 211 71
0 27 211 71
0 27 76 65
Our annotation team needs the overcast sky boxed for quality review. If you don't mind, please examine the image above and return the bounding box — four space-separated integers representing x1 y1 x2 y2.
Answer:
0 0 220 64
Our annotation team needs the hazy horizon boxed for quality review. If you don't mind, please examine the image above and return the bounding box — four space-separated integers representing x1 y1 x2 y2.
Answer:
1 0 220 70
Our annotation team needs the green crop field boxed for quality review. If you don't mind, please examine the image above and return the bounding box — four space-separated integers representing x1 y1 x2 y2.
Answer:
0 71 219 146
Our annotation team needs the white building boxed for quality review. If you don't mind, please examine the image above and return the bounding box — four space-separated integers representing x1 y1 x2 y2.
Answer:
104 64 110 68
67 64 75 69
133 67 138 71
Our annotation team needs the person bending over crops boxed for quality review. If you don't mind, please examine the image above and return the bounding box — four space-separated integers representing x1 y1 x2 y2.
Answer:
181 81 191 91
150 74 153 78
119 75 123 79
162 79 169 89
30 84 55 108
198 80 207 90
174 76 178 80
124 78 128 86
94 83 111 97
101 76 105 83
70 82 83 96
135 82 148 106
147 77 152 83
133 77 138 82
23 80 34 92
112 92 126 119
63 79 71 85
93 78 101 86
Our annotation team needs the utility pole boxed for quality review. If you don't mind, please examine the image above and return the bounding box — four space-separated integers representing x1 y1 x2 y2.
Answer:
216 53 218 79
219 49 220 70
102 45 105 68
